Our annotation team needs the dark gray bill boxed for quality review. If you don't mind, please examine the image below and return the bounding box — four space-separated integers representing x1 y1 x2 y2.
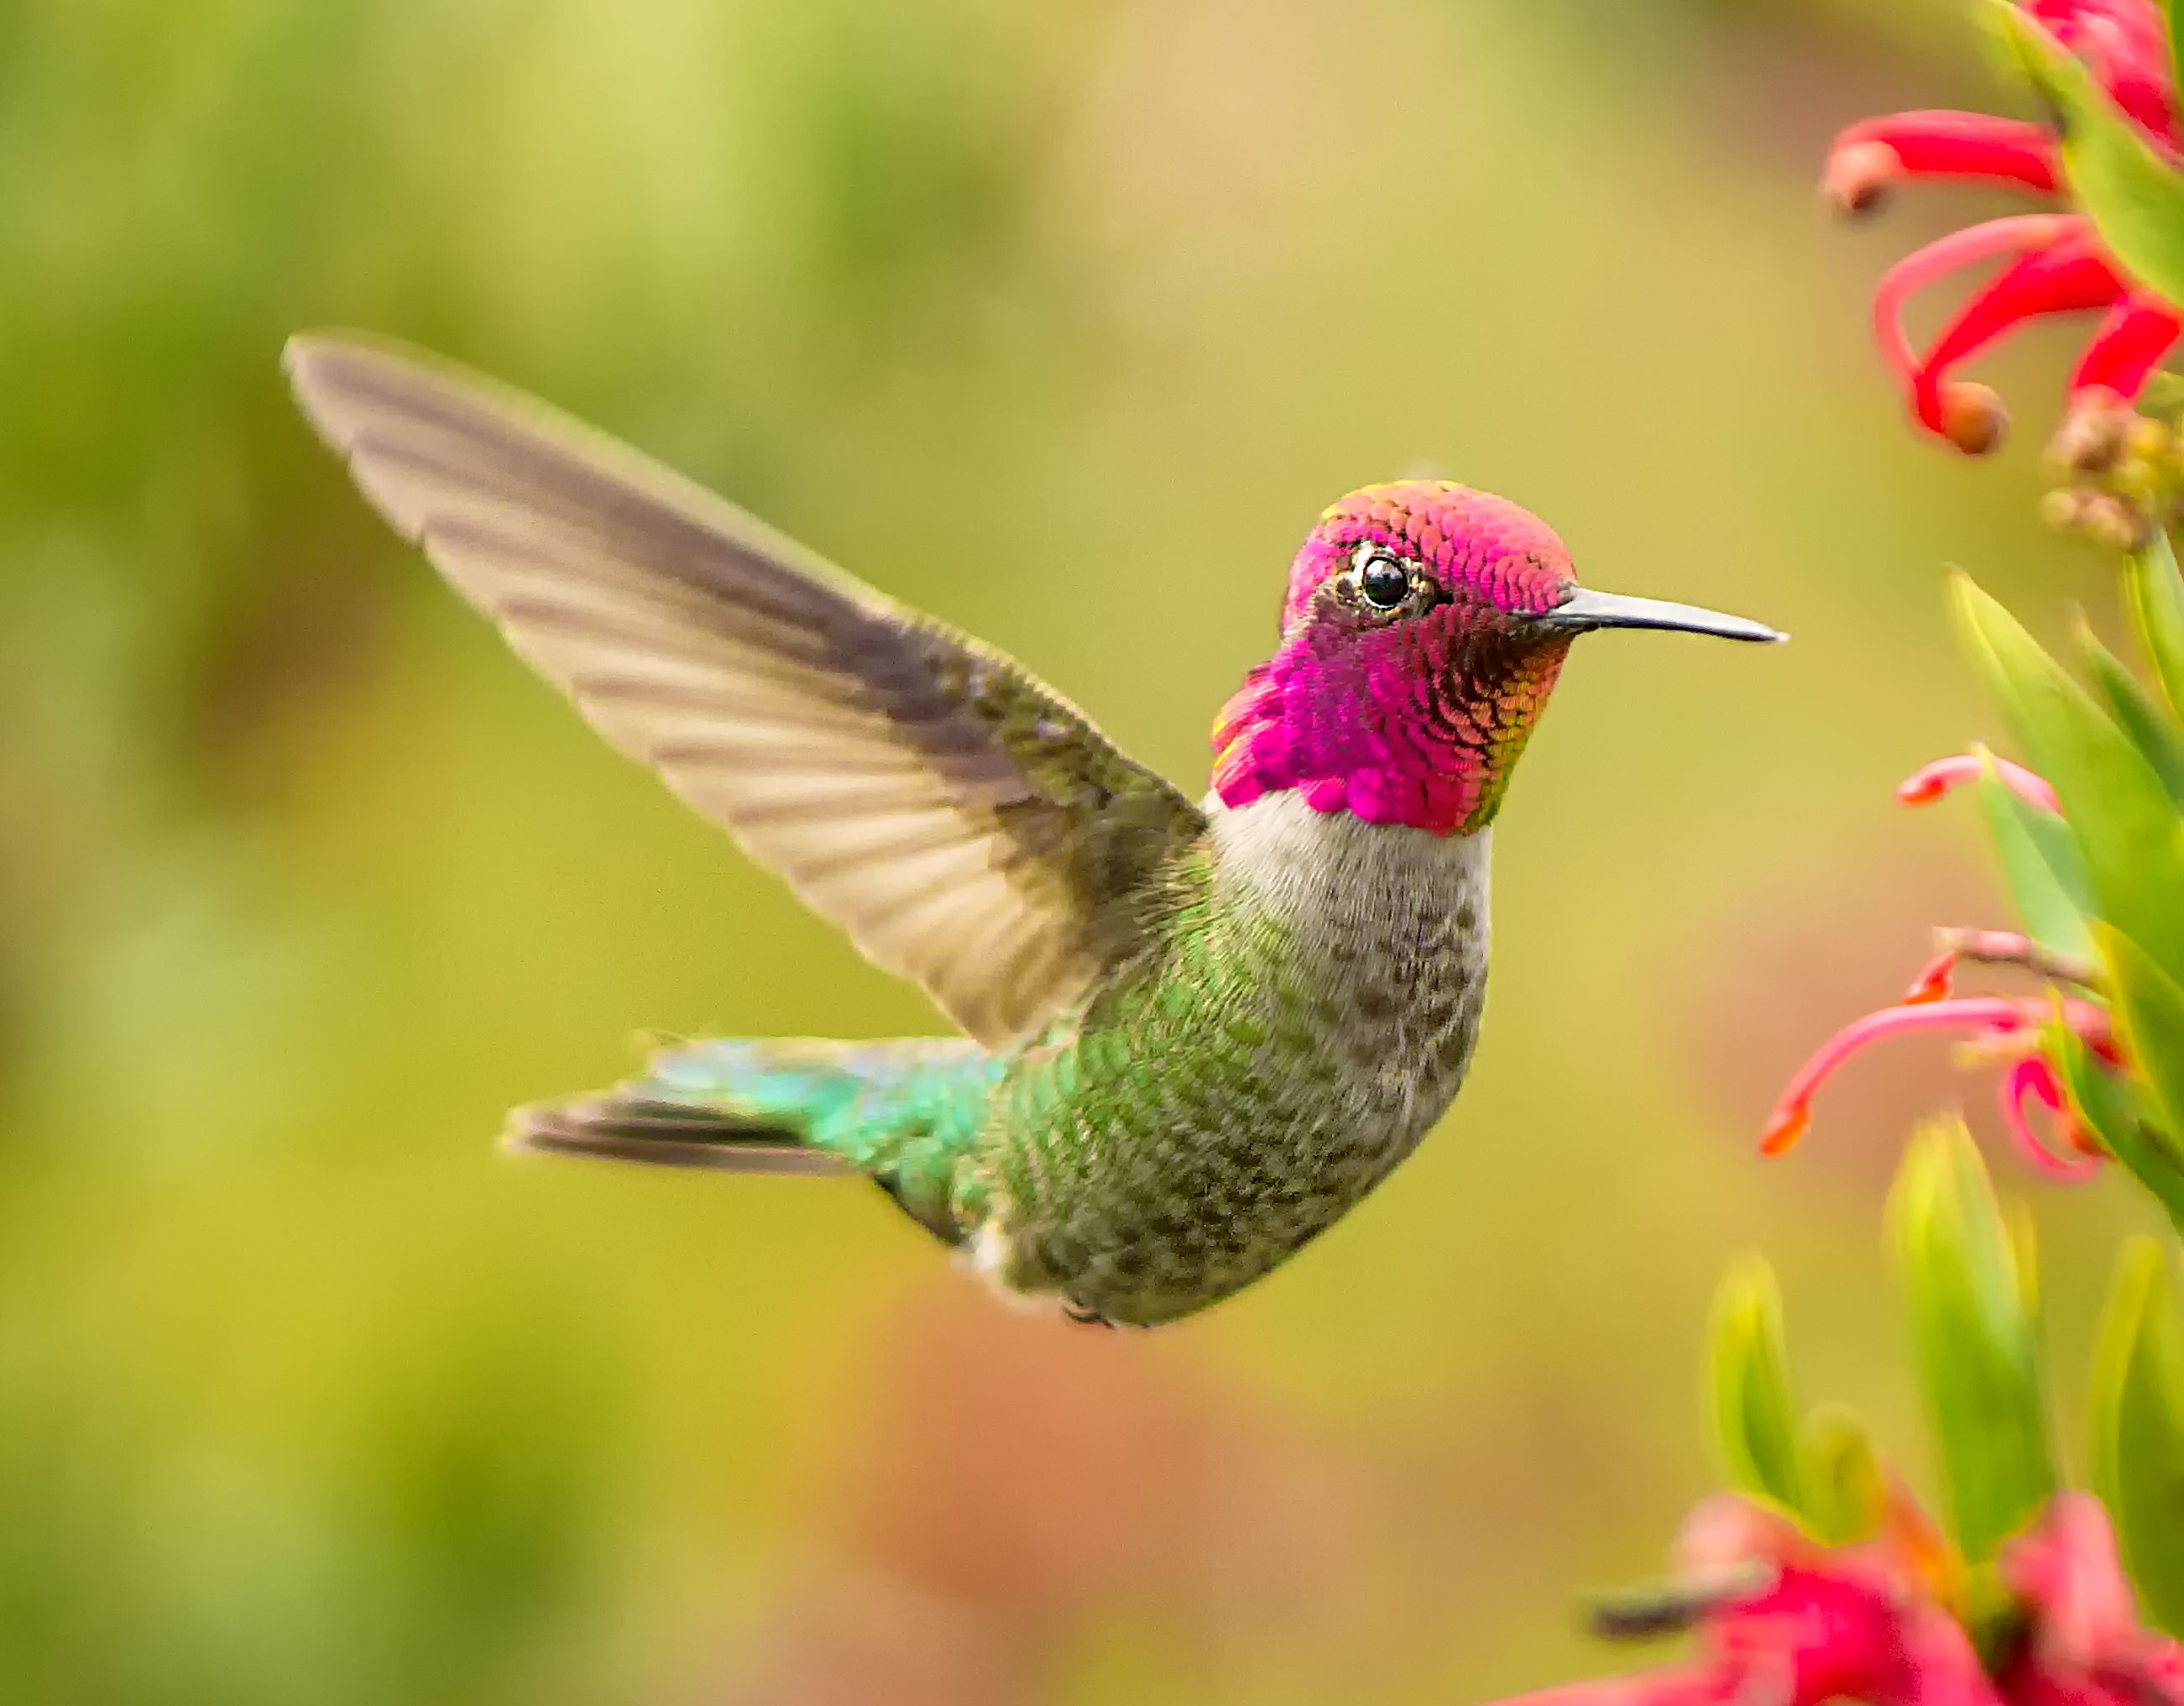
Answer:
1537 586 1785 644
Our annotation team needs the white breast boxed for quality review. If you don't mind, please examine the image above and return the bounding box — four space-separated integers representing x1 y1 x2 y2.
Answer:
1206 788 1493 1143
1207 788 1492 935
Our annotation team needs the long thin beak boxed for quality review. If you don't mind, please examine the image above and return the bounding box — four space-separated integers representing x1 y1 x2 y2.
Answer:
1536 586 1786 644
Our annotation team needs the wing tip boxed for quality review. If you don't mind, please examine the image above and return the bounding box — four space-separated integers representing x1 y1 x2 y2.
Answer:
282 328 395 457
284 328 483 443
283 325 420 379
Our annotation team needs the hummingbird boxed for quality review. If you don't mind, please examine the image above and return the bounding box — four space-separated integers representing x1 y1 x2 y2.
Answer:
285 332 1782 1327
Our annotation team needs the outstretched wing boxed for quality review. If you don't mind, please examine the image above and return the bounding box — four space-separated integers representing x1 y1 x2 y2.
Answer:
285 332 1205 1049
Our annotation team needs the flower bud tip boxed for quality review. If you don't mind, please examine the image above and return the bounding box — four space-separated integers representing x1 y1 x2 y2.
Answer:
1822 141 1899 217
1758 1105 1810 1158
1940 383 2009 456
1904 951 1957 1004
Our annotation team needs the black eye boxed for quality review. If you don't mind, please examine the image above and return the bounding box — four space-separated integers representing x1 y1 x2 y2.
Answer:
1356 551 1412 610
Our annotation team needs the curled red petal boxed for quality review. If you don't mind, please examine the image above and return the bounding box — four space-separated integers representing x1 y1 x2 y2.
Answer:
2071 293 2184 400
1823 113 2063 212
1906 228 2128 446
1873 217 2082 436
1999 1055 2105 1180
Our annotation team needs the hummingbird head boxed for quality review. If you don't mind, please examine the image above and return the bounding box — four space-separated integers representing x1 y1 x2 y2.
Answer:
1210 481 1781 835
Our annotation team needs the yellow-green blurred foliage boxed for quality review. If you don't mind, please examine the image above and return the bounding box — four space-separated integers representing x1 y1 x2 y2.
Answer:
1 1 2173 1701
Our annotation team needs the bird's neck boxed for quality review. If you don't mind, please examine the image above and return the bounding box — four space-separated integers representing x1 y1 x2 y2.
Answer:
1208 786 1492 911
1209 655 1541 837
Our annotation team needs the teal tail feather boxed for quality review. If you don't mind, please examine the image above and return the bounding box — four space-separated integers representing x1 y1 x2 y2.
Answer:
509 1037 1003 1240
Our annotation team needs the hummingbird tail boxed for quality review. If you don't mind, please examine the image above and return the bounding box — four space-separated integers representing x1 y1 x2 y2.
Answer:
507 1036 1002 1241
509 1095 846 1175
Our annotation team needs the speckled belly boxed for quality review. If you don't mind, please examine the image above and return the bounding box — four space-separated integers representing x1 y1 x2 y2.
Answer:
971 792 1493 1326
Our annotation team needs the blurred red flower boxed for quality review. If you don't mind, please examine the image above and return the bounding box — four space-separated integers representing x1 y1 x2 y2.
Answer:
1824 1 2182 453
1482 1494 2183 1706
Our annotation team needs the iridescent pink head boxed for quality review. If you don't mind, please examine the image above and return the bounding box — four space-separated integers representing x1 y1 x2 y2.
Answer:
1211 482 1779 835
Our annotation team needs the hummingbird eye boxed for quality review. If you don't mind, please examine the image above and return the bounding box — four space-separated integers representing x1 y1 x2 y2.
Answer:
1351 545 1413 612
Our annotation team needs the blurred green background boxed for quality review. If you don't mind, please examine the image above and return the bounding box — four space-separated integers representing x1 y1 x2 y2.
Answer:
3 0 2176 1700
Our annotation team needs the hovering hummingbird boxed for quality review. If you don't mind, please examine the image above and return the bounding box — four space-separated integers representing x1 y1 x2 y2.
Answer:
285 333 1781 1327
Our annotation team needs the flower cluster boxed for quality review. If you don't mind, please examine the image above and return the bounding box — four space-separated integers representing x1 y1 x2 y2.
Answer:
2046 388 2184 548
1488 14 2184 1706
1492 1494 2183 1706
1760 756 2123 1179
1824 0 2182 454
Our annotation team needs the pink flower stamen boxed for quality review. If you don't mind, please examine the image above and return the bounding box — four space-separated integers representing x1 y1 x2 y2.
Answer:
1896 754 2061 814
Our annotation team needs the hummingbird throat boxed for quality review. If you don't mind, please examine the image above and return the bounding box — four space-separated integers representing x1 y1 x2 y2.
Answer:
1208 636 1570 837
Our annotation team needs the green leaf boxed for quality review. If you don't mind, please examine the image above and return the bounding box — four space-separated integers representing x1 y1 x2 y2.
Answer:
1890 1119 2056 1560
1706 1255 1806 1515
2172 3 2184 123
2089 1238 2184 1636
1798 1405 1885 1546
1987 0 2184 307
1977 755 2095 958
2048 1007 2184 1234
2160 0 2184 165
2126 534 2184 720
2101 926 2184 1180
1952 575 2184 984
2008 1196 2042 1331
2080 618 2184 803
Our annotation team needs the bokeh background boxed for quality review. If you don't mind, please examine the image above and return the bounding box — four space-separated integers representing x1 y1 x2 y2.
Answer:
3 0 2176 1700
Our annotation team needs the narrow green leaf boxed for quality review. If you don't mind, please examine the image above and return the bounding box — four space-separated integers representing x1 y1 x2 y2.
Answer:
2008 1196 2042 1331
2089 1238 2184 1636
2049 1009 2184 1235
2126 534 2184 720
2080 619 2184 803
1890 1120 2056 1559
1977 756 2094 957
2169 0 2184 127
1706 1255 1806 1515
1988 0 2184 307
1798 1405 1885 1546
1952 575 2184 984
2102 927 2184 1180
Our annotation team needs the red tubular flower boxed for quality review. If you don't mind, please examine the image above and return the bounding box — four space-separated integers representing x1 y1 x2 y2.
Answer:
1825 1 2184 453
1896 753 2062 814
1758 993 2113 1176
1759 756 2123 1177
1997 1495 2184 1706
1486 1497 1999 1706
1478 1494 2184 1706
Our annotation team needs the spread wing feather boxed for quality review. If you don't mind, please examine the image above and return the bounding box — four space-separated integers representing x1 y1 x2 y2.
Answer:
285 332 1204 1048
